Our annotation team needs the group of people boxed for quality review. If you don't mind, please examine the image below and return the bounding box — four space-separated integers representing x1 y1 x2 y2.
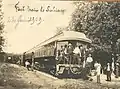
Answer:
23 43 120 84
94 61 113 84
91 53 120 84
56 43 91 65
56 43 120 84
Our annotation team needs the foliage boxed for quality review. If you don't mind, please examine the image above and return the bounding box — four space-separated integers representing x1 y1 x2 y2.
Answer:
69 1 120 54
0 0 4 52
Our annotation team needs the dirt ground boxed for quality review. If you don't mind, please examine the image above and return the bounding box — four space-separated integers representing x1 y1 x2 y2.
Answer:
0 63 120 89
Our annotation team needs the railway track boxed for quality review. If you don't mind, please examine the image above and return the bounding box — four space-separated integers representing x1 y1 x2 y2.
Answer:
33 67 120 89
1 63 120 89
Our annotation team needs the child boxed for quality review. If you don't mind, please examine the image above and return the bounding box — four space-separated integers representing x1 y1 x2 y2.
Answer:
94 61 101 84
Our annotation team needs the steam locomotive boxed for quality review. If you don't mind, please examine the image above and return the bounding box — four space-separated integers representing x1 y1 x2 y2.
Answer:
23 31 92 77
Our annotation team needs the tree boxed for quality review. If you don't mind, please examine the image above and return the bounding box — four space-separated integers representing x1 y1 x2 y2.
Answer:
69 1 120 54
0 0 4 52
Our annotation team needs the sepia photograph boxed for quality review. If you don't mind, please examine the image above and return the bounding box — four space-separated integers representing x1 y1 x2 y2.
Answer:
0 0 120 89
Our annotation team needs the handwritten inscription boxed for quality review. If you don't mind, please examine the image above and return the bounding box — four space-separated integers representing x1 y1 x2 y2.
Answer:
7 1 66 29
7 15 44 29
15 1 66 14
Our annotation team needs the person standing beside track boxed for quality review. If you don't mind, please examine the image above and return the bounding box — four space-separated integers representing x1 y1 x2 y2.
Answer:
106 63 112 81
94 61 101 84
86 54 93 75
115 54 120 78
23 52 26 67
31 52 35 71
25 60 31 71
115 61 119 78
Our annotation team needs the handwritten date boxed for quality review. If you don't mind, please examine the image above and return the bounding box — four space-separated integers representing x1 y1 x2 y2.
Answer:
7 15 43 29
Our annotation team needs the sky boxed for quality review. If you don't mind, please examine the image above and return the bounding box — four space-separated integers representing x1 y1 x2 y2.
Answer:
3 0 75 54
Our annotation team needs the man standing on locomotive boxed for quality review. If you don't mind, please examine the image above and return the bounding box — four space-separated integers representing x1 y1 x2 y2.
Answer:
59 45 65 63
67 43 74 64
73 44 81 64
64 45 68 64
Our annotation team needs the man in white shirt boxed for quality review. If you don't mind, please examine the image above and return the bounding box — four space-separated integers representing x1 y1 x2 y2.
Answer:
25 60 31 70
73 45 81 64
94 61 101 83
86 54 93 63
86 54 93 75
73 46 81 56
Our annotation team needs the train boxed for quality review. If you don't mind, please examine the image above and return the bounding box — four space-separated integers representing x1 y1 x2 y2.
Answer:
23 31 92 77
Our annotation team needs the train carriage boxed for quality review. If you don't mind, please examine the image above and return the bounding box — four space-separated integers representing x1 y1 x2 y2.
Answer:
23 31 92 77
